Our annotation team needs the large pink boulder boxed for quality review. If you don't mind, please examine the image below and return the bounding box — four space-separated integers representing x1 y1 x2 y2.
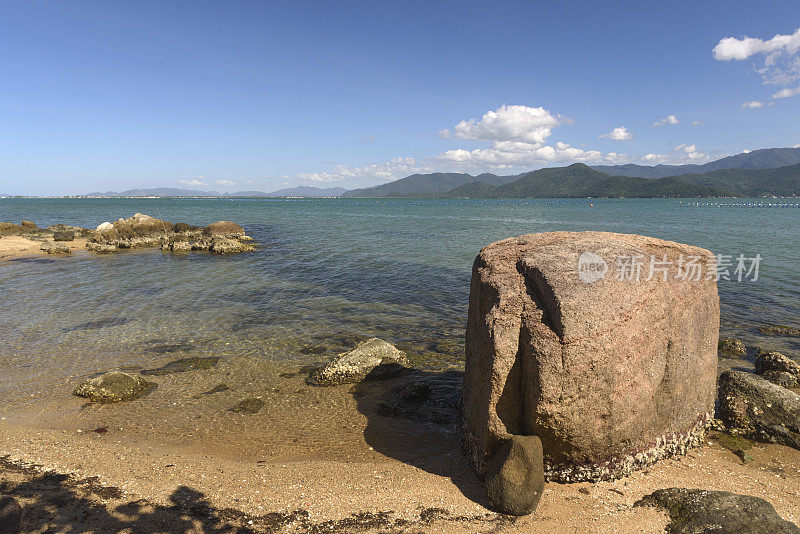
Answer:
462 231 719 482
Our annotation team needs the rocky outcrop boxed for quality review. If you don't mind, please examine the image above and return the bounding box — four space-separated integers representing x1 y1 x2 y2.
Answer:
307 338 408 386
718 370 800 449
754 349 800 387
635 488 800 533
73 371 156 403
484 435 545 516
462 231 720 482
40 241 70 254
86 242 118 253
87 214 254 255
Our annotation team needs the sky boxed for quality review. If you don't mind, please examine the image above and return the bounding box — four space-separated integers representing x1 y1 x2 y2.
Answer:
2 1 800 195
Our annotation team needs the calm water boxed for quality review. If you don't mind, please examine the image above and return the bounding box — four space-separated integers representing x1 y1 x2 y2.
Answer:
1 197 799 401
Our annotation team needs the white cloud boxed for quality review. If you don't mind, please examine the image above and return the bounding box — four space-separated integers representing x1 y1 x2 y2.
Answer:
692 120 704 126
296 157 419 183
652 115 679 127
642 153 670 163
216 179 236 186
713 28 800 61
673 143 712 162
438 104 565 144
178 178 207 187
600 126 633 141
772 85 800 99
359 136 375 143
742 100 764 108
713 28 800 88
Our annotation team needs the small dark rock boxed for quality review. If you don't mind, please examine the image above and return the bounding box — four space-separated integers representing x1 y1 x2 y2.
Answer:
61 317 130 332
141 357 220 376
484 435 545 516
299 346 328 355
53 230 75 241
0 495 22 534
228 398 264 414
635 488 800 533
375 370 462 425
718 370 800 450
734 448 753 464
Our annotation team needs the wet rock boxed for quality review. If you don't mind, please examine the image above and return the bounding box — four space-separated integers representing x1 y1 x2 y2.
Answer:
484 435 545 516
0 495 22 534
306 338 408 386
141 357 220 376
375 370 462 425
229 397 264 414
635 488 800 533
20 220 37 229
755 349 800 388
299 345 328 355
203 221 245 238
463 232 719 481
0 223 28 236
86 242 118 253
759 324 800 337
52 229 75 241
62 317 130 332
718 370 800 450
40 241 70 254
173 222 199 233
164 240 192 253
209 236 254 254
73 371 157 403
718 337 746 356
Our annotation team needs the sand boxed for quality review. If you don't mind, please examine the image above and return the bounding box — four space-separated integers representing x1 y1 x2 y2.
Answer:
3 397 800 532
0 235 88 260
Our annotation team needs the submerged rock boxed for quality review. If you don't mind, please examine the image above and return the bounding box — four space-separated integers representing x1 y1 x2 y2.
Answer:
635 488 800 533
61 317 130 332
375 370 462 425
40 241 70 254
229 397 264 414
209 236 254 254
86 242 118 253
759 324 800 337
462 232 719 481
718 370 800 450
755 349 800 388
718 337 746 356
140 357 220 376
306 338 408 386
73 371 156 403
484 435 545 516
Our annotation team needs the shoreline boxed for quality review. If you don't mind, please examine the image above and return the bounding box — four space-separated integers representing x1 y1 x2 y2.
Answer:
0 235 89 261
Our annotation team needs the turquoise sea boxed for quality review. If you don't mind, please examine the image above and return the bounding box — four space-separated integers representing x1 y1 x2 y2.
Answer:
1 197 799 403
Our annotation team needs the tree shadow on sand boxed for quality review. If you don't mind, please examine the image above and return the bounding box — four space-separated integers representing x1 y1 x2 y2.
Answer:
350 370 490 509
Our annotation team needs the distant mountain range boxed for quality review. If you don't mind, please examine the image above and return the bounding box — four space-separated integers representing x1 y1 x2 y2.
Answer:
340 172 517 197
83 186 346 198
590 147 800 179
342 147 800 198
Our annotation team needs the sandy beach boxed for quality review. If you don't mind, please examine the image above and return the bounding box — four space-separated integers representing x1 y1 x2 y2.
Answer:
1 354 799 532
0 235 89 261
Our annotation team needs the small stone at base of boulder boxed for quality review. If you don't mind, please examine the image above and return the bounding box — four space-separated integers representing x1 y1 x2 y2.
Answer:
0 495 22 534
73 371 157 403
306 338 408 386
755 349 800 387
635 488 800 533
484 435 545 516
86 242 118 253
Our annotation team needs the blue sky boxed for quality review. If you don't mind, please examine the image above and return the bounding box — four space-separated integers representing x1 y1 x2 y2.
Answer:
2 1 800 195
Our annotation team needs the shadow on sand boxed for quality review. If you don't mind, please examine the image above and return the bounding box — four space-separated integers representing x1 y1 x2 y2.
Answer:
350 370 490 509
